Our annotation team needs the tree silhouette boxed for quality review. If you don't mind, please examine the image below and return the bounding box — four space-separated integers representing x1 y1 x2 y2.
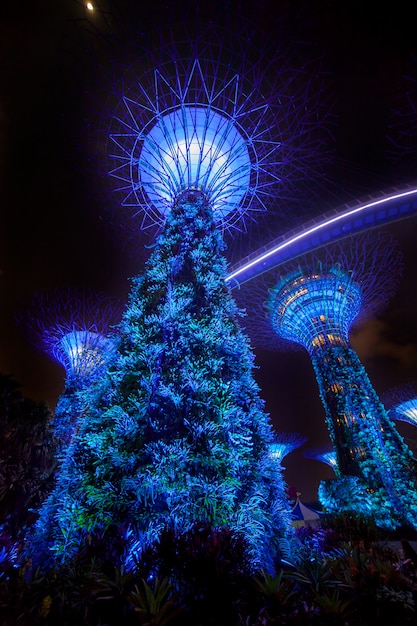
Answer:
0 374 56 541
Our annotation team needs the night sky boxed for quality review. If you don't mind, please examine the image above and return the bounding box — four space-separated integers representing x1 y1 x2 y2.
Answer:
1 1 417 501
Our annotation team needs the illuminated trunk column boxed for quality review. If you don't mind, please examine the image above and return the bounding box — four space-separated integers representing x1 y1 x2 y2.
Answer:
311 344 410 483
268 266 417 526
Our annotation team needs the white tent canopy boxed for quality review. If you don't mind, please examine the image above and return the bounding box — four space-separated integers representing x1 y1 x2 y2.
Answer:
291 493 322 528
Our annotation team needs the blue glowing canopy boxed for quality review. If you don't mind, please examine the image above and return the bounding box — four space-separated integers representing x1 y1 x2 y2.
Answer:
139 106 251 220
394 398 417 426
58 330 114 379
268 267 362 353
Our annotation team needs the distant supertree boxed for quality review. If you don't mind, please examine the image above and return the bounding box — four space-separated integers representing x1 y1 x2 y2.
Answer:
269 432 307 466
303 446 338 473
382 382 417 427
237 233 417 529
16 287 121 446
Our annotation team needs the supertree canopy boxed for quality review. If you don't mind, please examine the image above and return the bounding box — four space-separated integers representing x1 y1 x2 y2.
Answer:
269 266 362 353
382 382 417 427
303 447 338 473
17 287 121 386
236 232 404 353
269 432 307 465
129 87 251 222
16 288 121 448
99 17 335 254
236 233 417 529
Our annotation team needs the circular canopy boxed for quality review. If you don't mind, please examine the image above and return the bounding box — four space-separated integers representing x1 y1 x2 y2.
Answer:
138 106 251 220
268 268 362 353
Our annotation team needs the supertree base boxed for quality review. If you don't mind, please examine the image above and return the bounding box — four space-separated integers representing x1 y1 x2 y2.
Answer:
318 476 417 531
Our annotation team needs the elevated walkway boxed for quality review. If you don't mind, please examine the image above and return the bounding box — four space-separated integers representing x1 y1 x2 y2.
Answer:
227 186 417 286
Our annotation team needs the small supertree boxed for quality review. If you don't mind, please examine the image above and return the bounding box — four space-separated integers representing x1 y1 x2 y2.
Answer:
303 446 338 473
269 432 307 466
16 287 121 447
382 382 417 427
237 233 417 529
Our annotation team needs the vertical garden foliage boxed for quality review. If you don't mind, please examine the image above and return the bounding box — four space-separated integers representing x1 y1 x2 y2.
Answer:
262 256 417 532
31 194 292 568
313 346 417 528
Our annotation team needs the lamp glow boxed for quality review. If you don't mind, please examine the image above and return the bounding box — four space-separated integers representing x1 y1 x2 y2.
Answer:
106 27 334 234
269 268 362 353
139 107 251 219
16 288 121 384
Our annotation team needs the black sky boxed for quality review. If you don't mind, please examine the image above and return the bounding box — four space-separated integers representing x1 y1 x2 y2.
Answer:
1 0 417 500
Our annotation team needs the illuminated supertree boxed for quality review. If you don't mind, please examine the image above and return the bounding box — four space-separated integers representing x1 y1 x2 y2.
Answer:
24 21 337 570
29 200 293 569
237 234 417 529
382 382 417 427
269 432 307 467
16 288 121 446
303 446 338 473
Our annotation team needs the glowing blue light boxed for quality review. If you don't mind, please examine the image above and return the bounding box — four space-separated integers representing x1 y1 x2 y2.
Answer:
395 398 417 426
382 383 417 427
317 451 337 469
139 106 251 220
108 58 286 231
57 331 114 379
269 432 307 463
268 267 362 353
305 449 338 470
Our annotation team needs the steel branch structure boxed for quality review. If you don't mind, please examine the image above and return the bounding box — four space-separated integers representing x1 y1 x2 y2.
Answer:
16 288 122 447
303 447 338 473
101 20 335 238
16 288 121 384
236 232 404 353
269 432 307 465
382 382 417 427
